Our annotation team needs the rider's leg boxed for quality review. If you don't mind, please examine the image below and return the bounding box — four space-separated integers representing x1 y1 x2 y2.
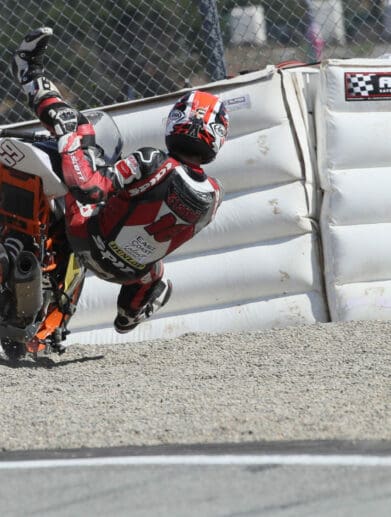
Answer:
114 261 172 334
11 27 93 139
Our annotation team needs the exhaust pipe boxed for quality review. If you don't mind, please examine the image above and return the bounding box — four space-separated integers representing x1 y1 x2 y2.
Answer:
11 251 43 322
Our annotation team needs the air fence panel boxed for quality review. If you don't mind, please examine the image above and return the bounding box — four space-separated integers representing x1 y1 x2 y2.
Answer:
316 58 391 321
0 1 390 125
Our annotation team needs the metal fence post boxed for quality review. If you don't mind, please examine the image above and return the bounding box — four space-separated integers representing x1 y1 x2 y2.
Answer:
198 0 227 81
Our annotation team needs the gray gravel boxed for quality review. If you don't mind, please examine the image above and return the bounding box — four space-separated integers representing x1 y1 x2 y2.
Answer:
0 320 390 451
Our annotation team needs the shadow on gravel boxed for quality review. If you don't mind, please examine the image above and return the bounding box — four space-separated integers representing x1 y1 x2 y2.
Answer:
0 354 105 369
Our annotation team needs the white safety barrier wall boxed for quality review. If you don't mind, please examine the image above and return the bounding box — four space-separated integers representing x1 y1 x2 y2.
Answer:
67 67 328 344
316 59 391 321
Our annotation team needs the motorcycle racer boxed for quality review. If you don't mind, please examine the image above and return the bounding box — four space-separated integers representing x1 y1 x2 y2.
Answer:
9 28 229 334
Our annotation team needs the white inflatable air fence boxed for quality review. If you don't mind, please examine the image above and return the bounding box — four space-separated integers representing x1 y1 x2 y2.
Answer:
316 58 391 321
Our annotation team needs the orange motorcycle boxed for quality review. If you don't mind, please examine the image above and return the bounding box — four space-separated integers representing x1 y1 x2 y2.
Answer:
0 111 123 360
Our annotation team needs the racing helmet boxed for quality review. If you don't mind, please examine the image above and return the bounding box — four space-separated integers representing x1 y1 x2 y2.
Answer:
165 90 229 164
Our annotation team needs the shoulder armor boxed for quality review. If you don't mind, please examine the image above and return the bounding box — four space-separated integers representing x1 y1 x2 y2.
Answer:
133 147 167 177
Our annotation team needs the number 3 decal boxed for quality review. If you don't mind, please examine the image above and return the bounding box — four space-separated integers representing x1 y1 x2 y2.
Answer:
0 139 25 167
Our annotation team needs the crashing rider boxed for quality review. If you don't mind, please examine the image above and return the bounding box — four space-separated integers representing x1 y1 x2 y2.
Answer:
5 27 229 333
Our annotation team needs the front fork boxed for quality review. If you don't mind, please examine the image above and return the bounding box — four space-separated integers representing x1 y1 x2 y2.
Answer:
26 252 86 355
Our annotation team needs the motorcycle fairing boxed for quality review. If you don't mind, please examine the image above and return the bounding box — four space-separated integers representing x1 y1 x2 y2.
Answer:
0 138 68 198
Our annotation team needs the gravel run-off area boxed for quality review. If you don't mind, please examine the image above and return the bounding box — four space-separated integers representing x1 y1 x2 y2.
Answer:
0 320 390 452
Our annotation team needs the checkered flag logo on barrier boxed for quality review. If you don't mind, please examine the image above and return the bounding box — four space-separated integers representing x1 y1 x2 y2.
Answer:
347 74 376 97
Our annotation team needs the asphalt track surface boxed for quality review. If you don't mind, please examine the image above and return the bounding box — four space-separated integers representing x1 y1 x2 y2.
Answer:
2 441 391 516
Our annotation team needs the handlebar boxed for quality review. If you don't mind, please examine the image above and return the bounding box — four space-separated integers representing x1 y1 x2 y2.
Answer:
0 128 53 142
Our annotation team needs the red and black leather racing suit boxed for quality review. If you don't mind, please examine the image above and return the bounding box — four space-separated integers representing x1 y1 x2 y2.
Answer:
36 96 223 319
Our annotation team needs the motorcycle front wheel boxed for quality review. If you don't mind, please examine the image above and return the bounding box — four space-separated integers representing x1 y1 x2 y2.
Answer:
1 339 26 362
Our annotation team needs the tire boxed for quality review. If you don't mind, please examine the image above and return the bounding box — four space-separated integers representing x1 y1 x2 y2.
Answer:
1 339 26 362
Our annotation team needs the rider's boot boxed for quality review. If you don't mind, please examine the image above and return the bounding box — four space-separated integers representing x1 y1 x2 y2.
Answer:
11 27 92 141
114 278 173 334
11 27 60 109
